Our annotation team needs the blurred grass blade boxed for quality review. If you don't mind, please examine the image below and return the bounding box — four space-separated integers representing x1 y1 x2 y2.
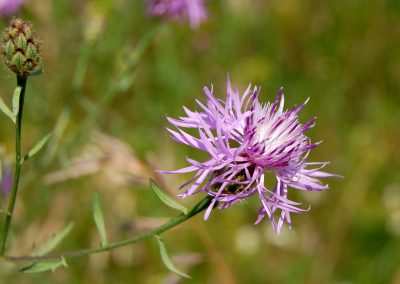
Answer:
12 86 22 117
150 179 188 214
35 222 75 256
22 133 52 163
154 235 190 279
0 96 15 123
21 257 68 273
93 191 107 247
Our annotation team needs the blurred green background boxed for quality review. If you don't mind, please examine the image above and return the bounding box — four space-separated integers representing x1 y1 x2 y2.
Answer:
0 0 399 283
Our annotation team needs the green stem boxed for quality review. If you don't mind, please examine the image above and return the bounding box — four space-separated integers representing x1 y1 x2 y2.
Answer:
5 196 213 262
0 75 28 256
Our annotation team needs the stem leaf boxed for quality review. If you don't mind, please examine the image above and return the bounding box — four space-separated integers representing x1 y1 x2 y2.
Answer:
154 235 190 279
22 133 52 163
0 96 15 123
12 86 22 117
93 191 107 247
21 257 68 273
150 179 188 214
34 222 75 256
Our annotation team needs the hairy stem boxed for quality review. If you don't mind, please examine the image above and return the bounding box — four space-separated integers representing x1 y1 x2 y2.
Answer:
0 75 28 256
5 195 213 262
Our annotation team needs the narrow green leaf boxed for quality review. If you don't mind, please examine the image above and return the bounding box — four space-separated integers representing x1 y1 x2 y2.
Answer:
150 179 188 214
21 257 68 273
34 222 75 256
154 235 191 279
22 133 52 163
0 96 15 123
12 86 22 117
93 191 107 247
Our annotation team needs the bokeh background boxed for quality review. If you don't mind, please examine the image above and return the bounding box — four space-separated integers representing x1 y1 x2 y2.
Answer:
0 0 399 283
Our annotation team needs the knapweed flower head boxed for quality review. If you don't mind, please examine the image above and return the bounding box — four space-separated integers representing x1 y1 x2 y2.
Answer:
146 0 207 29
161 75 339 233
1 18 43 76
0 0 24 17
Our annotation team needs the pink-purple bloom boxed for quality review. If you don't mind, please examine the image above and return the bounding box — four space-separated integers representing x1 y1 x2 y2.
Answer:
146 0 207 28
0 0 24 16
161 75 339 233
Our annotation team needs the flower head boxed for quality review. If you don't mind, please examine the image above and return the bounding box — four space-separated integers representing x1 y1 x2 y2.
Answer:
1 18 43 76
0 0 24 17
146 0 207 29
160 75 339 233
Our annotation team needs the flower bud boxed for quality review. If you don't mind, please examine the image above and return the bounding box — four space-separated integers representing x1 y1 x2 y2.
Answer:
1 18 42 76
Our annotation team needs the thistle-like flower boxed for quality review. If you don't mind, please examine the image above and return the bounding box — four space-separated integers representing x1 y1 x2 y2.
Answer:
161 76 339 233
1 18 42 76
0 0 24 17
146 0 207 29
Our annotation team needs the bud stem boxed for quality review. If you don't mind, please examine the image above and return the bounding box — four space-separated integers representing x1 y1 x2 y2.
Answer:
0 75 28 256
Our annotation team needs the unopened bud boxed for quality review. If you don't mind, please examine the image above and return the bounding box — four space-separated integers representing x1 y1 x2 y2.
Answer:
1 18 43 76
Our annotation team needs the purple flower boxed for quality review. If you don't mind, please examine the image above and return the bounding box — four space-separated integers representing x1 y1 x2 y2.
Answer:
0 0 24 16
146 0 207 28
160 75 340 233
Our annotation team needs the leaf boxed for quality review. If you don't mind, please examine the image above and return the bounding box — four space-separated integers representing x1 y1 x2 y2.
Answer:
93 191 107 247
22 133 52 163
154 235 191 279
150 179 188 214
0 96 15 123
12 86 22 117
21 257 68 273
34 222 75 256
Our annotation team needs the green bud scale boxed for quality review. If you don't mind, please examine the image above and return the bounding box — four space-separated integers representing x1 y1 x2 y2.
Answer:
1 18 43 76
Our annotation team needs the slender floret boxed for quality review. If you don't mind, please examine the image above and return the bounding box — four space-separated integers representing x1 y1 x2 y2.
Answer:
160 75 339 233
146 0 207 28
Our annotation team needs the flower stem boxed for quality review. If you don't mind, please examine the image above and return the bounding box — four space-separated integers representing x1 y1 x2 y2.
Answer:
5 195 213 262
0 75 28 256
